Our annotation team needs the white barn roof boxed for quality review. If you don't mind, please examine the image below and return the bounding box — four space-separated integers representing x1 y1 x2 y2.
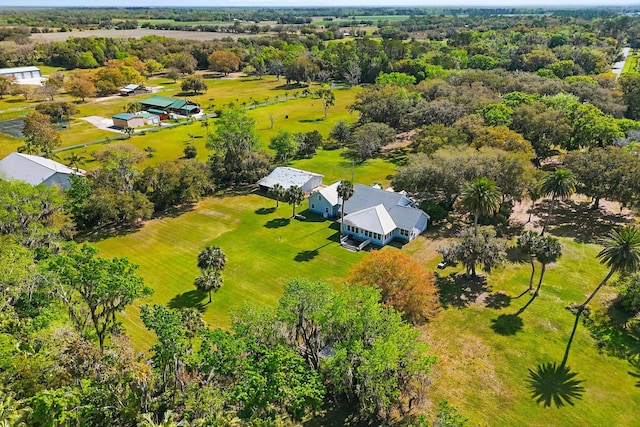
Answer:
0 152 82 186
343 204 397 235
258 167 323 190
0 66 40 75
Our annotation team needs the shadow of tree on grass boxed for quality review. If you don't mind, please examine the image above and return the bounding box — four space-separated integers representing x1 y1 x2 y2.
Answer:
294 249 319 262
264 218 290 228
485 292 511 309
435 273 488 309
629 357 640 387
255 207 276 215
527 362 585 408
531 199 631 244
168 290 206 313
491 314 524 335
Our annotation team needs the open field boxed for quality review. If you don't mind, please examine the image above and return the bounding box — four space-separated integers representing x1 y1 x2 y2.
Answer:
92 192 370 350
30 28 263 42
312 14 410 26
0 76 361 165
90 178 640 424
425 236 640 426
623 50 640 74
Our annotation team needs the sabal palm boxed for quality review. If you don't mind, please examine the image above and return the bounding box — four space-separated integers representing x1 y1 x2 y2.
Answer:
539 169 575 236
517 231 542 293
286 185 305 217
562 226 640 367
460 177 501 234
533 236 562 296
583 225 640 309
268 183 285 208
0 391 29 427
197 246 227 272
194 270 223 304
337 180 354 238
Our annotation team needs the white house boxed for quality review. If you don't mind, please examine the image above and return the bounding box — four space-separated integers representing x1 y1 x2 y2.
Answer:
0 152 83 189
258 167 323 193
309 183 429 246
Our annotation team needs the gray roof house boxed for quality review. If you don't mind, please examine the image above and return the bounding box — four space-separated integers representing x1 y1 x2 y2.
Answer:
258 167 323 193
308 183 429 246
0 152 83 189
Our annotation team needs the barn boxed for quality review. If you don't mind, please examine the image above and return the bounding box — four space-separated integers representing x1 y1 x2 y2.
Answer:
0 66 44 85
0 152 84 189
258 167 323 193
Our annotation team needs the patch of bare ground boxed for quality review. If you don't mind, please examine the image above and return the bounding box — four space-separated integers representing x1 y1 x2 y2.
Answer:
380 130 417 153
510 194 636 242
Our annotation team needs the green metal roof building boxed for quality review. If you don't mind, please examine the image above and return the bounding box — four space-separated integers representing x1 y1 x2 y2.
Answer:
140 96 201 116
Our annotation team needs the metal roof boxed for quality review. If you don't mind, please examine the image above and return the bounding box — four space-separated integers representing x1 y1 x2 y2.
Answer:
0 66 40 75
344 184 414 214
343 204 397 235
0 152 82 186
258 167 323 190
113 113 135 120
315 181 340 206
141 96 177 108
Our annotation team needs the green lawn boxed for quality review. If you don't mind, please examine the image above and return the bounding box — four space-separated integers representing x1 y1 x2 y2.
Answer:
424 236 640 426
92 193 368 350
623 52 640 74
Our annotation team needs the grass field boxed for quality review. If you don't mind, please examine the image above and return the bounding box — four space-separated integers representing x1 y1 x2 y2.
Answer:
423 237 640 425
0 75 361 165
623 50 640 74
92 192 371 350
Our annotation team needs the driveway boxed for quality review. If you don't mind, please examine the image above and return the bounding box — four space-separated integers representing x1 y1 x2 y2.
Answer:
81 116 124 134
612 47 631 78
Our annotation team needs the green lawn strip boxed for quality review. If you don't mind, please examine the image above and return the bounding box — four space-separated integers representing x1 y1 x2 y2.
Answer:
426 237 640 425
622 50 639 74
93 193 368 350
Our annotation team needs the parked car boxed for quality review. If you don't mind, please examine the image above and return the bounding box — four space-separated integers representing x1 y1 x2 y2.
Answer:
437 261 447 269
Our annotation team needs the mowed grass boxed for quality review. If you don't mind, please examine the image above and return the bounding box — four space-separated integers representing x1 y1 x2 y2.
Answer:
424 237 640 426
93 193 367 350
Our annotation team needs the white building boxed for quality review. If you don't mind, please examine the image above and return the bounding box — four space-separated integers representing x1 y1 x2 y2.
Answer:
0 66 45 85
258 167 323 193
0 152 83 189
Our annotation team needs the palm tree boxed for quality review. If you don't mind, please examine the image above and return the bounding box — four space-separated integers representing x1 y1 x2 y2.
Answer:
583 225 640 310
197 245 227 272
268 183 285 208
539 169 575 236
65 152 86 172
562 225 640 367
518 236 562 314
527 184 542 224
140 410 181 427
337 180 355 238
460 177 501 235
194 270 223 304
286 185 305 218
517 231 542 294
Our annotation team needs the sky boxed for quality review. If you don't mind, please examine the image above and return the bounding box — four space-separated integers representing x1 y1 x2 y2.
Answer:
8 0 640 8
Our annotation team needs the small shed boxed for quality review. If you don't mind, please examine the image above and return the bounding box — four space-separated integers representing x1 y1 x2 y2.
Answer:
119 84 151 96
112 112 159 129
258 167 323 193
0 152 83 189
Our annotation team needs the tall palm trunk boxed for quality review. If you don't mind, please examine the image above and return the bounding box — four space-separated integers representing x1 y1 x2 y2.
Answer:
561 269 615 367
528 256 536 292
580 269 615 309
518 264 546 315
541 193 557 236
474 211 479 235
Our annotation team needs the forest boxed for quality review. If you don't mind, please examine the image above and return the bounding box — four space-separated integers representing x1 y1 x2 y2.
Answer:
1 5 640 427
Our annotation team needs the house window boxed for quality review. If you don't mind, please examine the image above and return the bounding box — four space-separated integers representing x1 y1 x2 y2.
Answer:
318 195 321 200
325 208 329 213
311 204 315 209
400 229 409 237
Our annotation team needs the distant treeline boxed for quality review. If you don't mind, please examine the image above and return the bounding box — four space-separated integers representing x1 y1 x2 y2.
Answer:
0 6 639 32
